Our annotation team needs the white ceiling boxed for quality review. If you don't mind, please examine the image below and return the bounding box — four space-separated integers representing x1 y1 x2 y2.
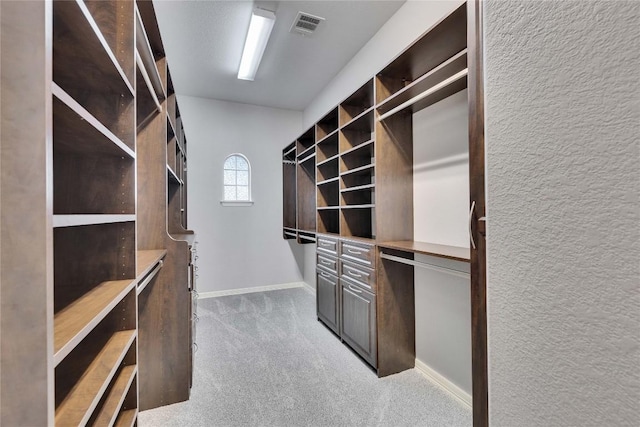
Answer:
153 0 405 111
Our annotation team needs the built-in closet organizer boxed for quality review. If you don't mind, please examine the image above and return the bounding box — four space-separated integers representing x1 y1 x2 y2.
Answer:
282 2 487 426
135 0 196 411
0 1 195 424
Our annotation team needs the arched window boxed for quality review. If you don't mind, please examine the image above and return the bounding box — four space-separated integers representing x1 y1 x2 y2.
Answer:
222 153 252 205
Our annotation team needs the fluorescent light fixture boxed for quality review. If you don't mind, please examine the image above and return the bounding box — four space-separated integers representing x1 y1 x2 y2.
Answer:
237 8 276 81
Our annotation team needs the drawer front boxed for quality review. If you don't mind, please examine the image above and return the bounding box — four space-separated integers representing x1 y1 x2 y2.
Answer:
316 253 338 275
340 240 374 267
317 235 338 256
340 260 376 293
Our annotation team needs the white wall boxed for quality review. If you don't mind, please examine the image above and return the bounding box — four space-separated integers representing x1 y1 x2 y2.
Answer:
485 1 640 426
303 0 471 394
179 96 305 293
413 89 471 395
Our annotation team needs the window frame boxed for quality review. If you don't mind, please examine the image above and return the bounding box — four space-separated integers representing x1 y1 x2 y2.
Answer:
221 153 254 206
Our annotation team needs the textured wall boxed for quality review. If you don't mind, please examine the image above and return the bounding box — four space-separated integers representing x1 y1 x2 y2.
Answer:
179 96 305 293
485 1 640 425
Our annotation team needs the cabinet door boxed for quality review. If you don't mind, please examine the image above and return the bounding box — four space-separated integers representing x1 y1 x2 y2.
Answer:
340 279 377 367
316 269 339 334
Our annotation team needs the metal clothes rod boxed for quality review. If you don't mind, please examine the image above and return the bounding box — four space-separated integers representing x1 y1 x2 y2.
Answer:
380 252 470 279
377 68 468 121
137 260 163 295
135 50 162 113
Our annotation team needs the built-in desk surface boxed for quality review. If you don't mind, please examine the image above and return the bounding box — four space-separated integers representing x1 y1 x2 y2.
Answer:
377 240 470 262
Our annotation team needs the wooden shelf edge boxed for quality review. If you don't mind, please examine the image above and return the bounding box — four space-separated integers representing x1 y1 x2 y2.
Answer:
114 408 138 427
341 204 375 209
296 144 315 160
340 106 374 130
341 139 374 157
55 330 137 426
316 153 339 167
377 240 470 262
317 206 340 211
341 183 375 193
54 279 136 365
53 214 136 228
93 365 137 426
340 162 375 177
316 128 339 145
71 0 135 96
53 84 136 159
299 152 316 164
136 249 167 280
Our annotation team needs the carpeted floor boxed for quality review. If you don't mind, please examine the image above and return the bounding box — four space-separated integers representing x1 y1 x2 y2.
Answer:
138 287 471 426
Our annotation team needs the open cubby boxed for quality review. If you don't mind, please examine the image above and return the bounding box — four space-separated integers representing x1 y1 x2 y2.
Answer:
53 222 135 313
339 79 374 126
296 126 315 158
317 209 340 235
340 208 374 240
317 181 339 207
316 131 339 162
341 187 375 206
316 107 339 141
53 0 135 149
341 164 375 189
317 157 339 182
339 110 374 153
340 139 374 173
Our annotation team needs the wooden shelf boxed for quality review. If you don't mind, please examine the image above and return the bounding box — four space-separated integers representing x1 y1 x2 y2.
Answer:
317 206 340 211
297 144 315 160
317 176 340 186
299 152 316 164
341 204 375 209
316 128 339 146
316 107 339 140
53 84 135 158
317 153 339 167
377 240 470 262
136 249 167 279
54 279 135 365
53 215 136 228
55 330 136 426
341 183 375 193
340 163 375 177
341 139 373 157
167 165 182 185
114 408 138 427
53 0 134 97
136 51 162 112
341 106 374 131
92 365 137 426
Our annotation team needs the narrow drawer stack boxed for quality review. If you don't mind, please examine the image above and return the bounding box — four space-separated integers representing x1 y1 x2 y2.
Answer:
316 234 377 368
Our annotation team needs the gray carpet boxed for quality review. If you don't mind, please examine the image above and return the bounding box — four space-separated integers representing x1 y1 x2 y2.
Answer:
138 287 471 426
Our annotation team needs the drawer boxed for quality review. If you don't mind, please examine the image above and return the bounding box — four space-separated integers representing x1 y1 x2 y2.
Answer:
316 253 338 275
340 259 376 293
317 235 338 255
340 240 374 267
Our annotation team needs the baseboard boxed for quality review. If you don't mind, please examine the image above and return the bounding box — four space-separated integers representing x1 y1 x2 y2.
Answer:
198 282 306 299
301 282 316 295
414 358 472 409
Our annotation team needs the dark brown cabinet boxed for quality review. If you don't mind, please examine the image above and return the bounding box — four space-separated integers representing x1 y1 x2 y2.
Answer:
340 278 377 367
316 268 339 335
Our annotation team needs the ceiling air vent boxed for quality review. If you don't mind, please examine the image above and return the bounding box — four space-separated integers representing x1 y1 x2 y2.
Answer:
290 12 325 36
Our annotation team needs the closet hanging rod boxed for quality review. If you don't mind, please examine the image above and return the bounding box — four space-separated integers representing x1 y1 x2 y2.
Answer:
136 51 162 113
377 68 468 121
380 252 470 279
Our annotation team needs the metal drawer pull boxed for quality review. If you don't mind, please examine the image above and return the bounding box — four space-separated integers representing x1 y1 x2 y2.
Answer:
319 240 332 247
469 200 476 250
320 271 331 278
348 284 362 293
347 249 362 255
347 269 363 278
320 259 332 266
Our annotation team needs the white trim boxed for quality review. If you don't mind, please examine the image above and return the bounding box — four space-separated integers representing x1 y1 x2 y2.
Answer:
414 358 472 409
220 200 254 207
301 282 316 295
197 282 306 299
